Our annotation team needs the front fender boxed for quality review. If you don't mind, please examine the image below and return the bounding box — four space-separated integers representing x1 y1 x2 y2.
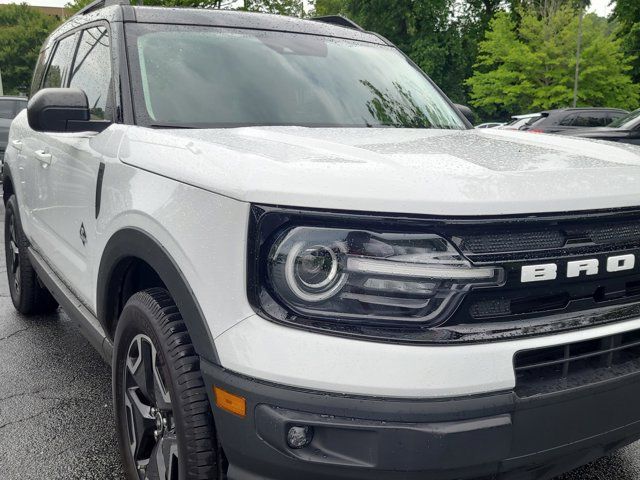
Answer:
97 227 220 364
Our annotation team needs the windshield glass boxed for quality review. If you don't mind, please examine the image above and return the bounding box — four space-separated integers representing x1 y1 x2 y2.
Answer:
125 24 466 129
608 108 640 129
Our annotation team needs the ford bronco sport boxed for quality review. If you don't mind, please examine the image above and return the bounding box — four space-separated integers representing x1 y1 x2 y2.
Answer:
5 1 640 479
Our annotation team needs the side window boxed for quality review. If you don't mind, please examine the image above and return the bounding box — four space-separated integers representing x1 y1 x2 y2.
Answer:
69 26 113 121
594 114 611 127
31 47 50 96
15 101 27 116
559 114 577 126
43 33 79 89
574 113 607 128
610 112 626 123
0 100 15 119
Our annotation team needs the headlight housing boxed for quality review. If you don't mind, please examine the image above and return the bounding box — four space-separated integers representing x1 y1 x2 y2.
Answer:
251 210 504 328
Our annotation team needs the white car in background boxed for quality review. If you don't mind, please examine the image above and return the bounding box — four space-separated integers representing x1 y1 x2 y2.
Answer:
500 112 542 130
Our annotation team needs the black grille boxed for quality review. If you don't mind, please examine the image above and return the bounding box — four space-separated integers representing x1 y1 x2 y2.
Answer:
462 231 566 254
588 222 640 245
514 328 640 397
459 219 640 256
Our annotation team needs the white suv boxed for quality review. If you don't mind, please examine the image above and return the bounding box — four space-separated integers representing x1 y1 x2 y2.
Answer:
6 2 640 480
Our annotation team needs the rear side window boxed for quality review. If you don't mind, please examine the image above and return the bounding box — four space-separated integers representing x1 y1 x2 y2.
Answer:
558 113 577 126
69 26 113 121
609 111 626 123
573 113 609 127
43 33 79 89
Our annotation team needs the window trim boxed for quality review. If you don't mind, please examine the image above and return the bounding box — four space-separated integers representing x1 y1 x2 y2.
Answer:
41 31 81 91
37 20 120 124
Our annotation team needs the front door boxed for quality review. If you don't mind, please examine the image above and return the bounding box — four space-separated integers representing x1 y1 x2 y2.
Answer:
29 25 115 307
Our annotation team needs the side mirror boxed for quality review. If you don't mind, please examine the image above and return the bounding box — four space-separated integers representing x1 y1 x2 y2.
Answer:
454 104 475 125
27 88 110 133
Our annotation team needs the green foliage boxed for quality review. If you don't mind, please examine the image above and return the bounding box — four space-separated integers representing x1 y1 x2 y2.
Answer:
67 0 303 15
239 0 304 16
612 0 640 84
467 7 639 119
312 0 501 103
0 4 60 95
313 0 345 16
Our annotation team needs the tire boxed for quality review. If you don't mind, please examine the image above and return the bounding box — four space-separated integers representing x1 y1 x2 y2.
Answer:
4 195 58 315
113 288 219 480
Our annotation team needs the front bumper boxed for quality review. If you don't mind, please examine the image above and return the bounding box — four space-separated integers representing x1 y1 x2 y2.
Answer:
202 360 640 480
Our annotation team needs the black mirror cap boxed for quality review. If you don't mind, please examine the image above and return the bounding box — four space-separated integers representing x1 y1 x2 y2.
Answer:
27 88 90 133
454 104 475 125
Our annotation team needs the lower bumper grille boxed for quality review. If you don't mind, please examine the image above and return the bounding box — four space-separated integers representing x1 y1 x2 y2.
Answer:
514 328 640 397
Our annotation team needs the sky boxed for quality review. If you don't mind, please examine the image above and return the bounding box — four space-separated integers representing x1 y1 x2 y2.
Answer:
0 0 617 17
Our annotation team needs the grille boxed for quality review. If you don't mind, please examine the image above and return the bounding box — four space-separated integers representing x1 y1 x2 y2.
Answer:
514 328 640 397
462 231 566 254
459 219 640 255
469 279 640 320
588 223 640 245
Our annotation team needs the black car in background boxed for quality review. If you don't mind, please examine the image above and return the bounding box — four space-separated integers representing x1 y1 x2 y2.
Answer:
0 97 28 160
522 107 628 134
556 108 640 146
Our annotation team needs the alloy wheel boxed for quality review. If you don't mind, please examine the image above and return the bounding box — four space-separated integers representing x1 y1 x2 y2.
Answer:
9 213 20 295
123 334 178 480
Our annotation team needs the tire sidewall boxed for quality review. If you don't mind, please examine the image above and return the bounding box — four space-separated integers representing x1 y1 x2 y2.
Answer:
113 297 190 480
5 196 22 309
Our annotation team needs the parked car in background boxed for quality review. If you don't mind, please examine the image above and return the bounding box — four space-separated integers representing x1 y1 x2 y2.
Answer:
0 96 27 162
556 108 640 146
523 107 628 134
476 122 505 129
499 113 541 130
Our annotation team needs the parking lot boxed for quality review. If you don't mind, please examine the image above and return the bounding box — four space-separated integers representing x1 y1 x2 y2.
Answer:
0 197 639 480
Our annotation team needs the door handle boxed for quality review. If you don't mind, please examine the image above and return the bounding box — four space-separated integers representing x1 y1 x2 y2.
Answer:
34 150 52 165
11 140 23 152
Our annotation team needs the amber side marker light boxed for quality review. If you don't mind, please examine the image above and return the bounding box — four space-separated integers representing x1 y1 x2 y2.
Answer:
214 386 247 418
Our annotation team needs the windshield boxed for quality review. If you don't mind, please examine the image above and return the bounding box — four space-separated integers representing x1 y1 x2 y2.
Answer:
125 24 466 129
608 108 640 129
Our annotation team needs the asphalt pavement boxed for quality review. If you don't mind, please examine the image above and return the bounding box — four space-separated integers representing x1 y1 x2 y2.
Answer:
0 199 638 480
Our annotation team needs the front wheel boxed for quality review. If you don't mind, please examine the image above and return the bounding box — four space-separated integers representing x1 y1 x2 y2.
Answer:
113 288 219 480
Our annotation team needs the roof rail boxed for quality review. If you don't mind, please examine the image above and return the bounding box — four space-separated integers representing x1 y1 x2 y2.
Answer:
76 0 130 16
311 15 364 31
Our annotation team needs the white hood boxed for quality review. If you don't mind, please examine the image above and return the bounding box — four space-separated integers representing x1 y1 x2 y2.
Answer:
118 126 640 216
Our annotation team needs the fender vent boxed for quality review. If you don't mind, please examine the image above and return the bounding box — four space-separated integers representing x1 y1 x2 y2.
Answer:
514 328 640 397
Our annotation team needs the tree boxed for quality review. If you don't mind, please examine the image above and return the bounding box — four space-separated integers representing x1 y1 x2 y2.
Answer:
466 7 638 119
312 0 502 104
612 0 640 84
67 0 303 15
0 4 60 95
239 0 304 16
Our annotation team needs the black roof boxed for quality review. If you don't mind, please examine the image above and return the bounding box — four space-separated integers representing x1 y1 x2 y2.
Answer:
132 7 383 43
47 4 385 47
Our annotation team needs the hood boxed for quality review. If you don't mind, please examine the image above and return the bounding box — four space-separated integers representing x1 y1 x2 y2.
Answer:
118 126 640 216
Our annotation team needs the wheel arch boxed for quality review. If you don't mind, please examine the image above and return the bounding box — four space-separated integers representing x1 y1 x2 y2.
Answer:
97 227 219 364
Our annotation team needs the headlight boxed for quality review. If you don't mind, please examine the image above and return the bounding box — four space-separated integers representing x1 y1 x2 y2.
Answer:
265 226 504 325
